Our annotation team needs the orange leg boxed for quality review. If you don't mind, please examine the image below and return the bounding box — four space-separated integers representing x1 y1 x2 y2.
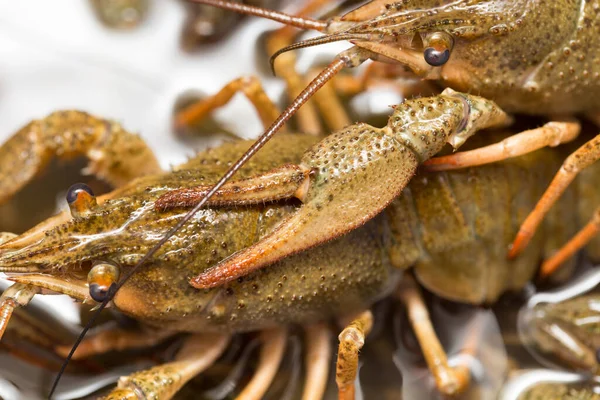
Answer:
303 323 331 400
310 62 438 132
103 333 230 400
236 328 287 400
336 310 373 400
396 275 470 396
55 327 176 359
540 206 600 278
423 121 580 171
332 62 388 97
0 234 29 343
536 112 600 275
173 76 284 133
265 0 338 135
0 283 39 341
306 66 352 131
304 62 401 132
510 133 600 258
333 62 438 99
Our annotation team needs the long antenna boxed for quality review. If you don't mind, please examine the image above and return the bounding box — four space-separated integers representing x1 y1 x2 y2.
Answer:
49 57 347 398
48 285 113 398
188 0 328 32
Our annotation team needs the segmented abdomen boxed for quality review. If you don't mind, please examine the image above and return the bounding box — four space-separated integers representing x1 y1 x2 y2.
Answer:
386 138 597 304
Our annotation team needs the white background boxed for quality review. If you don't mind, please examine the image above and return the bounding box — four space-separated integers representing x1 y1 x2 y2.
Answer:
0 0 291 168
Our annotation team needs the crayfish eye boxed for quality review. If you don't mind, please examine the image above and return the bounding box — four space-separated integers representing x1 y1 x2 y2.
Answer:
424 47 450 66
423 32 453 67
66 183 97 218
66 183 94 204
87 262 120 303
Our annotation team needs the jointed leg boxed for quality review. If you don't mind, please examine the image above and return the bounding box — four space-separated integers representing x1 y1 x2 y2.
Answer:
540 205 600 278
181 1 336 137
302 323 331 400
307 67 352 131
396 274 470 396
537 113 600 275
316 62 439 133
54 327 177 359
330 62 384 97
201 338 261 400
332 62 438 99
265 0 338 135
0 283 39 341
173 76 285 133
236 327 287 400
0 231 38 341
510 133 600 258
423 120 580 171
336 310 373 400
102 333 229 400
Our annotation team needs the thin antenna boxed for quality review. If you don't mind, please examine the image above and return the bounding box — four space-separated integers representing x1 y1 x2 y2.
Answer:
189 0 328 31
48 57 347 398
48 284 114 398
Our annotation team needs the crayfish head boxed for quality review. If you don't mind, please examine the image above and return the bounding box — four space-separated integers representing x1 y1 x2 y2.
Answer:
337 0 578 99
0 189 149 305
0 177 210 308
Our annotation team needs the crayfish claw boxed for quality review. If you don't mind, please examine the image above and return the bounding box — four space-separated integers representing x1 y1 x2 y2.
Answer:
156 164 310 210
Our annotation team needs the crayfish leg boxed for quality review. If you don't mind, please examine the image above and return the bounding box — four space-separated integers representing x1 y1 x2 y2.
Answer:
423 120 580 172
540 205 600 279
102 333 230 400
0 230 37 340
335 310 373 400
331 63 438 103
0 111 161 204
174 76 284 134
54 327 176 360
422 119 591 259
265 0 339 135
511 133 600 258
305 66 351 131
0 282 39 341
236 328 287 400
303 323 331 400
396 275 470 396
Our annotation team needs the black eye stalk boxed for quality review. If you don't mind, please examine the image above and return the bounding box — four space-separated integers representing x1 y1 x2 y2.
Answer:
423 32 454 67
66 183 97 218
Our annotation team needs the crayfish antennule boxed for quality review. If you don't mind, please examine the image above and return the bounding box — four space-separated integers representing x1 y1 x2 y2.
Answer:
269 34 365 75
